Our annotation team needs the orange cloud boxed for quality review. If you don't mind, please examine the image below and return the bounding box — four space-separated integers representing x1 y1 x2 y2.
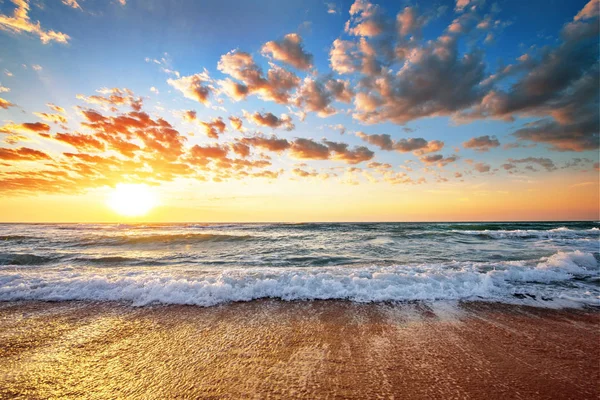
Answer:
261 33 313 70
218 50 300 103
53 132 105 151
76 88 142 111
0 97 15 109
345 0 386 37
62 0 82 10
0 146 51 161
294 77 352 117
229 116 243 131
33 112 68 125
289 138 329 160
240 135 291 152
200 117 226 139
167 72 213 105
0 0 70 44
323 140 374 164
463 135 500 152
245 111 294 130
46 103 66 114
0 122 51 134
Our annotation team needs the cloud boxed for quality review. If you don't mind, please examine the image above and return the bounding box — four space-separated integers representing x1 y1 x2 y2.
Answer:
0 97 15 109
508 157 557 171
0 0 70 44
182 110 197 122
0 85 10 93
326 124 346 135
245 111 294 130
76 88 143 111
456 4 599 151
262 33 313 70
574 0 599 21
326 3 338 14
240 135 291 152
367 161 391 170
167 72 213 105
289 138 330 160
512 116 598 152
463 135 500 152
0 91 297 193
472 162 490 173
293 78 335 117
46 103 66 114
455 0 470 12
80 107 187 159
330 39 359 74
238 134 373 164
345 0 387 37
0 122 51 134
323 140 374 164
229 116 244 131
218 50 300 103
293 77 354 117
293 168 319 177
52 132 105 151
33 112 68 125
356 132 444 155
62 0 82 10
230 142 250 157
419 154 459 167
0 146 51 161
188 144 229 166
200 117 227 139
352 35 486 125
396 6 428 37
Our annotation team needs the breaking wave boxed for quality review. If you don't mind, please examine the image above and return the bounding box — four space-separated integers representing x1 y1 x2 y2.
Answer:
0 251 597 308
451 227 599 239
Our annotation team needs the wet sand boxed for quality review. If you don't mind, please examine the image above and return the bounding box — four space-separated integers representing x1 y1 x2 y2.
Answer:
0 300 598 399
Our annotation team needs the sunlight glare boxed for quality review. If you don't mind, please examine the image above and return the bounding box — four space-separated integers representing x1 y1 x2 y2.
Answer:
107 184 158 217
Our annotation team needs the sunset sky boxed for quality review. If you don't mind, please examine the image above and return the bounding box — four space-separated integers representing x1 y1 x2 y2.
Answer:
0 0 598 222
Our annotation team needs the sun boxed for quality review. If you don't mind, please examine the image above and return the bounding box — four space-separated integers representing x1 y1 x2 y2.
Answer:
107 183 159 217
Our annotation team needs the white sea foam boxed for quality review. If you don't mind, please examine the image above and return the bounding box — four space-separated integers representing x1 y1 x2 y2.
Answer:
0 251 597 308
451 227 599 239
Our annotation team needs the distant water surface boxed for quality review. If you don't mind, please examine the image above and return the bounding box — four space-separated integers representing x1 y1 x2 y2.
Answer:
0 222 598 307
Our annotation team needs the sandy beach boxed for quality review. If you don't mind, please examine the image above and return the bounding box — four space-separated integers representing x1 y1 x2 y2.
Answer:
0 300 598 399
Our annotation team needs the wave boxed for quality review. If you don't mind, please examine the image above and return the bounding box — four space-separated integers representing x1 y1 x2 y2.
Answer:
0 253 58 266
66 256 167 266
451 227 599 239
78 233 258 247
0 251 597 308
0 235 39 242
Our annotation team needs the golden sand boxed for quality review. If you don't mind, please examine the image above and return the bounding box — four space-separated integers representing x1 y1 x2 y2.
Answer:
0 300 598 399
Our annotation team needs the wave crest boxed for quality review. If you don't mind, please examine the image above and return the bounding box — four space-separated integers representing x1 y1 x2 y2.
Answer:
452 227 599 239
0 251 597 308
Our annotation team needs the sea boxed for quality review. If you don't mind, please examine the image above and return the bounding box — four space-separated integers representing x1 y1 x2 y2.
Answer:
0 221 598 308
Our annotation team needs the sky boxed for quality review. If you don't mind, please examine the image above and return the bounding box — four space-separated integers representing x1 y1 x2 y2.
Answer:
0 0 598 222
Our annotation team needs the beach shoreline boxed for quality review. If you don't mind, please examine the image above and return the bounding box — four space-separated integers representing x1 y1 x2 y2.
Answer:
0 300 598 399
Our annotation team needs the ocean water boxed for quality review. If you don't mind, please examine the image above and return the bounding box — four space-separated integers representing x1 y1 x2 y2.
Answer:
0 222 598 308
